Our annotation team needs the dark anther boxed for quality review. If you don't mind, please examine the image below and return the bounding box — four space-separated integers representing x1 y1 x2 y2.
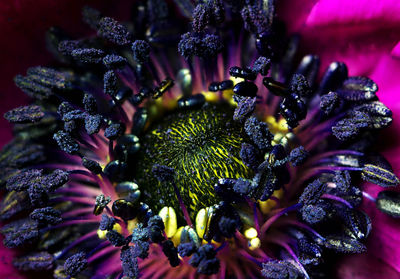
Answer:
229 66 257 81
120 247 139 278
6 169 43 192
341 209 372 240
133 240 150 259
189 244 217 267
376 190 400 217
104 123 125 140
289 146 309 166
131 107 148 135
53 130 79 154
4 105 44 124
337 76 378 102
30 207 62 225
99 214 116 231
295 54 320 87
104 160 129 182
197 258 220 275
153 77 174 99
355 101 392 117
252 56 271 76
162 240 180 267
13 252 54 271
71 48 105 64
26 66 72 90
106 230 127 246
1 219 38 248
299 179 327 205
114 135 140 162
112 199 138 220
240 4 270 35
64 252 87 277
177 94 205 110
104 70 118 97
323 235 366 253
244 116 273 151
58 40 81 56
115 182 141 203
0 191 31 221
28 183 48 207
93 194 111 215
44 169 69 192
131 223 149 242
333 171 351 192
2 142 45 168
279 93 307 128
361 161 400 187
83 93 97 114
178 32 223 59
208 82 220 92
218 216 240 238
82 157 102 174
240 143 261 170
219 80 234 90
132 40 151 64
192 3 209 32
208 80 233 92
178 242 197 257
300 203 327 224
320 91 340 115
289 73 311 97
103 54 127 69
332 111 371 141
84 114 102 135
57 102 74 117
14 75 53 100
98 17 131 45
192 0 224 32
62 109 85 122
233 81 258 97
317 62 348 95
262 77 287 96
233 97 257 122
261 260 301 279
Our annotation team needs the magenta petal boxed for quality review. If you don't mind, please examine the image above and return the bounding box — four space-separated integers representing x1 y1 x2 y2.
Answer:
371 55 400 111
306 0 400 27
391 42 400 58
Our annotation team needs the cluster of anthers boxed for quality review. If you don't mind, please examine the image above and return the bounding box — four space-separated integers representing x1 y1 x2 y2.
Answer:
1 0 400 278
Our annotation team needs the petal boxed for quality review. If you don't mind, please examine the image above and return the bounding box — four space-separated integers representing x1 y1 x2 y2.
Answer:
306 0 400 27
278 0 400 78
391 42 400 58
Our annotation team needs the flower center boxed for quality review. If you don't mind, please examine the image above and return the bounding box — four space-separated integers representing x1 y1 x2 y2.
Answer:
135 102 253 218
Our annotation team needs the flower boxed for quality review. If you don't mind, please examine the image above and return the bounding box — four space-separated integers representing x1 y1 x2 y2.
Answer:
1 1 400 279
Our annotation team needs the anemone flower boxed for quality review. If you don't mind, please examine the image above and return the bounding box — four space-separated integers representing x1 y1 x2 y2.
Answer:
1 1 400 279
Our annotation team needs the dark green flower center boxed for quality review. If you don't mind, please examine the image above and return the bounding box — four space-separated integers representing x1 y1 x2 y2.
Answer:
135 103 253 217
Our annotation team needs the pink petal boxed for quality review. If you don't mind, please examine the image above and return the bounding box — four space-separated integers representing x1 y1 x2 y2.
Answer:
391 42 400 58
306 0 400 27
